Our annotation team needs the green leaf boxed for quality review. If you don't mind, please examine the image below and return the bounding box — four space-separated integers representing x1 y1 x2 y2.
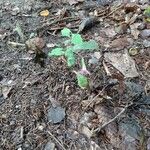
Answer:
73 40 99 52
144 6 150 18
48 48 64 57
65 48 75 67
76 73 88 89
61 28 72 37
67 55 75 67
71 34 83 45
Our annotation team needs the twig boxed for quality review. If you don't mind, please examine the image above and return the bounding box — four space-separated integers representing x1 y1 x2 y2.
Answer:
37 17 79 31
83 85 109 111
7 41 25 47
47 131 66 150
102 4 123 19
94 103 132 133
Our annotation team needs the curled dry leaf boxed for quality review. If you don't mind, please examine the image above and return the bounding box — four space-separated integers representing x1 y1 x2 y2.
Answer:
94 105 120 148
25 37 45 54
110 37 133 50
130 23 140 39
104 50 139 78
40 9 49 17
128 47 139 56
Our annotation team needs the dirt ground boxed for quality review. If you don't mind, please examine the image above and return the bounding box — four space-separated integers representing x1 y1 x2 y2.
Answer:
0 0 150 150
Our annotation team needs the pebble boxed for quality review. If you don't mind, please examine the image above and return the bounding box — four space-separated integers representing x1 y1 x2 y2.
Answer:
47 106 66 124
44 141 55 150
143 40 150 48
140 29 150 38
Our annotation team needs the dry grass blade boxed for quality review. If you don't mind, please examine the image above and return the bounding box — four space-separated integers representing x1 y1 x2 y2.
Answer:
47 131 67 150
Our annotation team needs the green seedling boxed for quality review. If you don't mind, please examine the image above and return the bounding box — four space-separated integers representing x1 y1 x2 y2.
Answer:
144 6 150 22
48 28 99 67
48 28 99 88
75 58 90 89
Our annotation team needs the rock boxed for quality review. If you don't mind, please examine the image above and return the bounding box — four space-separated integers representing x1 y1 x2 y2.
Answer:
47 106 66 124
44 141 55 150
147 138 150 150
140 29 150 38
139 0 149 5
80 125 93 138
143 40 150 48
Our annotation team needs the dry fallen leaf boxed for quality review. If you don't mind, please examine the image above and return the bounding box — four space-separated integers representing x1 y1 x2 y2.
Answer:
125 3 139 13
40 9 49 17
104 50 139 78
25 37 45 54
94 105 120 148
104 27 117 38
110 37 133 50
130 23 140 39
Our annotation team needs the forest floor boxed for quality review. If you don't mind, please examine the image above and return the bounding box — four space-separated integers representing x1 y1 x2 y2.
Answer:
0 0 150 150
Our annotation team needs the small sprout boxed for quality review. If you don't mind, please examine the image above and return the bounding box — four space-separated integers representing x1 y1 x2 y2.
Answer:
48 48 64 56
49 28 99 67
144 6 150 18
48 28 99 88
79 58 90 75
61 28 72 37
65 48 76 67
71 34 83 45
144 6 150 22
75 71 89 89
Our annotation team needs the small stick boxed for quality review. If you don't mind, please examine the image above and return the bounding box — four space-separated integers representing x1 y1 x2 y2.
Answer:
7 41 25 47
94 103 132 133
47 131 66 150
103 4 123 19
83 85 109 111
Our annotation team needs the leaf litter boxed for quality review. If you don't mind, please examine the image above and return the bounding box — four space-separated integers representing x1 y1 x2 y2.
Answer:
0 0 150 150
104 50 139 78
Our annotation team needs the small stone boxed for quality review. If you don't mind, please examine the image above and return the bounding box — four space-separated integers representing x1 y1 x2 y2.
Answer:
80 125 93 138
93 52 102 59
11 6 20 15
47 107 66 124
143 40 150 48
140 29 150 38
137 23 146 30
44 141 55 150
37 125 44 131
147 137 150 150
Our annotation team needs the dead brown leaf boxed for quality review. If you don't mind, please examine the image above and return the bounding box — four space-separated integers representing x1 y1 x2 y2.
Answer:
130 23 140 39
94 105 120 148
125 3 139 13
110 37 133 49
25 37 45 54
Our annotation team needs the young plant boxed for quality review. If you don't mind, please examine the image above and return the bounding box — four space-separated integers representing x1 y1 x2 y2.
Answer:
48 28 99 67
48 28 99 88
144 6 150 22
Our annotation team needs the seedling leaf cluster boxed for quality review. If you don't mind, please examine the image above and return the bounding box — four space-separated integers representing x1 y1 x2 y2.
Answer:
48 28 99 89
